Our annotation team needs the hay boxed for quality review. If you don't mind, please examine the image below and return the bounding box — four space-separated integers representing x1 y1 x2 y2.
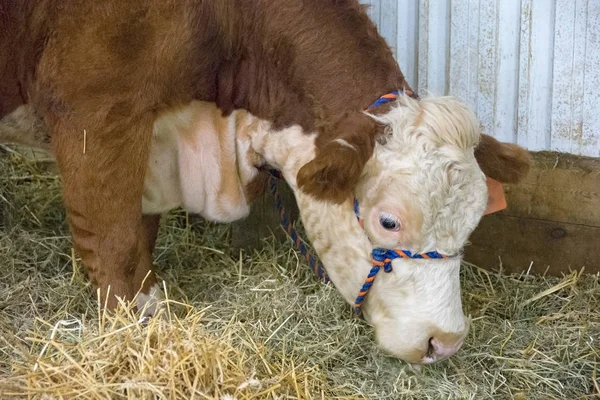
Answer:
1 148 599 399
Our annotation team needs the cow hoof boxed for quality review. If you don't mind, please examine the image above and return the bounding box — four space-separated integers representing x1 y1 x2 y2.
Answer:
136 283 165 319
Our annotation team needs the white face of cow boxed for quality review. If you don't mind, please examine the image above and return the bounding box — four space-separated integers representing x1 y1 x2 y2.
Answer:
351 95 489 364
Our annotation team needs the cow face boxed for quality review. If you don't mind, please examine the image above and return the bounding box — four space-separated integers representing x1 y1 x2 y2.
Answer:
351 96 489 365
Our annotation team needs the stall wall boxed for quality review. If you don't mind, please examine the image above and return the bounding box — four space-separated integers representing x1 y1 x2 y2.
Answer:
361 0 600 157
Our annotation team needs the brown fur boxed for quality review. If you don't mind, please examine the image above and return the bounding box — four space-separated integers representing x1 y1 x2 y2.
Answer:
475 134 533 184
0 0 532 311
297 112 379 202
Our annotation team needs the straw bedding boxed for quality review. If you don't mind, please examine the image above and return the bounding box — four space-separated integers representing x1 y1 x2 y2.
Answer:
0 148 598 399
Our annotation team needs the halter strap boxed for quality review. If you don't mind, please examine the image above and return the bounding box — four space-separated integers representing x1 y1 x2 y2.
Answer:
367 88 418 110
266 168 330 283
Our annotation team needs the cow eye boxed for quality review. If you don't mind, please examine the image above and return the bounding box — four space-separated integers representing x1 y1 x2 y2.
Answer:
379 212 401 231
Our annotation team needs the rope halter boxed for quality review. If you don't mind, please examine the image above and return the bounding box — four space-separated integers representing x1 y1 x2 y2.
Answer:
266 88 460 316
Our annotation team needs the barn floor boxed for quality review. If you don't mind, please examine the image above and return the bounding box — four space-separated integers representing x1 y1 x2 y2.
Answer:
0 149 599 400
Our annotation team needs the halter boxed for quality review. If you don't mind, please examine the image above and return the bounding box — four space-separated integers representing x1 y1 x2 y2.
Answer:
366 88 417 109
266 89 460 315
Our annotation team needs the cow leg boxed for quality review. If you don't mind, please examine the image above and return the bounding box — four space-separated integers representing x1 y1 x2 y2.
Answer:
142 214 161 254
51 113 154 313
134 214 164 317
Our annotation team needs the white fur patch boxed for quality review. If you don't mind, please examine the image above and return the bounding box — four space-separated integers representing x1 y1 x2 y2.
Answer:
141 110 183 214
141 102 259 222
334 138 357 151
249 124 318 188
176 109 223 215
136 284 164 317
349 95 487 362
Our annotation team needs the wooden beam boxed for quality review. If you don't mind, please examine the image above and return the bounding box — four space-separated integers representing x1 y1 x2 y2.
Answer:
465 214 599 275
466 151 600 276
500 151 600 226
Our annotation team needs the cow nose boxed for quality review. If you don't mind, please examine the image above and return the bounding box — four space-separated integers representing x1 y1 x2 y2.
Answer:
423 334 465 363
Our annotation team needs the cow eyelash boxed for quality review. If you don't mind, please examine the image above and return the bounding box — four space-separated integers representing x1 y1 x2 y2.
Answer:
379 212 401 231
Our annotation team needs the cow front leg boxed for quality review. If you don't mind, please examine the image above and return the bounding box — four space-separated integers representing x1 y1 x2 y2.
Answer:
134 214 164 317
51 113 154 313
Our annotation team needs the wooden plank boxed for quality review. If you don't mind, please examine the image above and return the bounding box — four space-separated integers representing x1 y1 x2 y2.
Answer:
466 151 600 276
417 0 430 93
425 0 450 95
448 0 480 111
517 0 555 151
477 0 498 135
448 0 470 102
493 0 520 143
396 0 600 158
396 0 418 88
516 0 533 150
465 214 600 275
499 151 600 227
379 0 398 59
582 0 600 157
465 0 481 110
550 0 588 155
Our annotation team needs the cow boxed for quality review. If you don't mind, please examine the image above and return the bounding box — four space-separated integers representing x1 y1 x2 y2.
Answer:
1 95 529 366
0 1 532 365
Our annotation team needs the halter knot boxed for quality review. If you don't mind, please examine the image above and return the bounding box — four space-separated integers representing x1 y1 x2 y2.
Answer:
371 248 397 272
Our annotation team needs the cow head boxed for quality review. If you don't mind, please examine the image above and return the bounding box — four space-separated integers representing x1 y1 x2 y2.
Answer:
285 94 531 366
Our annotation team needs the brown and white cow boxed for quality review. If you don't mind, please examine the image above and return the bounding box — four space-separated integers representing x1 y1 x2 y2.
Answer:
0 1 531 364
1 96 528 365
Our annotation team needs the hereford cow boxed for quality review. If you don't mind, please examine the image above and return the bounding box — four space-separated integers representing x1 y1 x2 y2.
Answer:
2 95 528 365
0 1 531 365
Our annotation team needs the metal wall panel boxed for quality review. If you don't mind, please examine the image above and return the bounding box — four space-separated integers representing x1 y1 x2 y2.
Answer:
360 0 600 157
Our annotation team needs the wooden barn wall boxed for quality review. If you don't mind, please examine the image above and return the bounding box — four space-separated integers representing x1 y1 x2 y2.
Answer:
360 0 600 158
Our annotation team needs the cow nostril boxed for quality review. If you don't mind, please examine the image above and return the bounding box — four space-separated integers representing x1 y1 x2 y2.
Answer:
426 337 435 358
426 335 465 362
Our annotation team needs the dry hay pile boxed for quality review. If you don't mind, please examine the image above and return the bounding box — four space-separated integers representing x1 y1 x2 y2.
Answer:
0 148 599 399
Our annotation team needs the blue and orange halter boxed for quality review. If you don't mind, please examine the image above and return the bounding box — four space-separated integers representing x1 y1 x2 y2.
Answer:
366 89 415 109
267 89 460 315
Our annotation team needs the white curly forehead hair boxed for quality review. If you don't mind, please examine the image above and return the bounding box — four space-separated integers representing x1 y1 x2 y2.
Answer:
356 94 489 255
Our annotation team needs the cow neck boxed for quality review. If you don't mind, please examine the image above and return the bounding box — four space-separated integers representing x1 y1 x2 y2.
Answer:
211 1 411 132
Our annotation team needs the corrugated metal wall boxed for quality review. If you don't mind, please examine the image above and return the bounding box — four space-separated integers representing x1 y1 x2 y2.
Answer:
361 0 600 157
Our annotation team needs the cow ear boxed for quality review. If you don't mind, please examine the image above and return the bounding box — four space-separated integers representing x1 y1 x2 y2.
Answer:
475 134 533 184
296 112 378 204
